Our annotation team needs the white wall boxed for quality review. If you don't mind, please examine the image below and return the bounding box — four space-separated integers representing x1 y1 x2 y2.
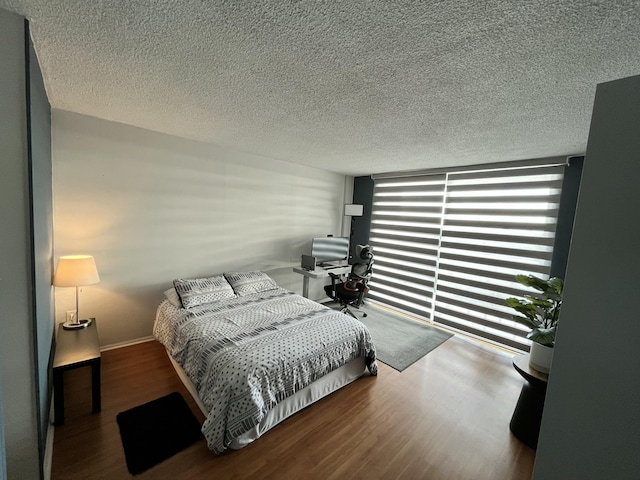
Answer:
533 75 640 477
52 110 349 347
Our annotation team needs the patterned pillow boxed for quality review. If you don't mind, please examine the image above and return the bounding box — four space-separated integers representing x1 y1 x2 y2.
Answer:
224 271 278 297
173 275 235 308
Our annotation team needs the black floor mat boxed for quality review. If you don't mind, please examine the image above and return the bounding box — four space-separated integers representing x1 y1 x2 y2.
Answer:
116 392 203 475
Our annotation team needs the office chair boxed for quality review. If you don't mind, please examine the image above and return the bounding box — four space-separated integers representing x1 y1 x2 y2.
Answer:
324 245 374 319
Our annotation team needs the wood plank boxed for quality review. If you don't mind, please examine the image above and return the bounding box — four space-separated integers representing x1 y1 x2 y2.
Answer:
51 336 535 479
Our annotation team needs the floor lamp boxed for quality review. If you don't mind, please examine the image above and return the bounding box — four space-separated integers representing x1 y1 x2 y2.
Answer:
53 255 100 329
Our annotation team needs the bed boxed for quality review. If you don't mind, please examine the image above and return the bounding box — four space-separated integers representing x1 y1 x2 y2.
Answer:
153 271 378 454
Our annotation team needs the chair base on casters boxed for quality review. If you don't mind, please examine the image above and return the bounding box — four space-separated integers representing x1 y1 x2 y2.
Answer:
325 278 370 319
339 304 367 319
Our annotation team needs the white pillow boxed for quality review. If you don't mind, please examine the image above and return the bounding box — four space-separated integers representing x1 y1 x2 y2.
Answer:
163 287 183 308
224 271 278 297
173 275 236 308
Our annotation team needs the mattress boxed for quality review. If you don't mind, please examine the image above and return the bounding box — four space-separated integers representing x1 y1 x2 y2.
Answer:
154 286 377 453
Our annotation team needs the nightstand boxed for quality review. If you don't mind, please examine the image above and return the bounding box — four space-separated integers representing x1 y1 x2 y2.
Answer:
53 318 101 425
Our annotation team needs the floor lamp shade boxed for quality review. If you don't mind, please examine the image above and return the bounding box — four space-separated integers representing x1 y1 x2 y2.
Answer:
53 255 100 329
344 204 364 217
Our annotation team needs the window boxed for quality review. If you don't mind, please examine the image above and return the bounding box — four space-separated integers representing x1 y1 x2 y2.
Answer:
368 162 564 351
367 174 446 319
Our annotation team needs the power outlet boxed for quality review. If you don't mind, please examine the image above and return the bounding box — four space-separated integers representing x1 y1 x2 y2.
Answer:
66 310 77 323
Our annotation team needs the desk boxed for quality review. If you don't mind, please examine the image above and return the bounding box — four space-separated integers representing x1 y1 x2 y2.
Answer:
53 319 101 425
509 354 548 449
293 265 351 298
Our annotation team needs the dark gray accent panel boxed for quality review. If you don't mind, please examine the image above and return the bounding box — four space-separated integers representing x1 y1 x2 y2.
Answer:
350 176 373 262
549 156 583 279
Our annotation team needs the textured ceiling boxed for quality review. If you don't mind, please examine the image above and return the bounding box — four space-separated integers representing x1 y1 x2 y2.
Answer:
2 1 640 175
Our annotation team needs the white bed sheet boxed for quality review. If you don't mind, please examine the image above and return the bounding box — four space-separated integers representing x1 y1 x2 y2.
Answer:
168 351 366 449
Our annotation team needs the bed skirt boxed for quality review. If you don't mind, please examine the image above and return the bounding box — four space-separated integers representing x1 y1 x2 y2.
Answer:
167 350 366 449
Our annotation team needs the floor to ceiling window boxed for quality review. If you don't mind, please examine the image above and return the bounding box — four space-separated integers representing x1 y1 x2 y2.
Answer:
367 160 566 351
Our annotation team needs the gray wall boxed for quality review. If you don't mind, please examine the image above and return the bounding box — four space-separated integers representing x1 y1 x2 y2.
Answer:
52 111 350 347
534 75 640 478
0 9 47 480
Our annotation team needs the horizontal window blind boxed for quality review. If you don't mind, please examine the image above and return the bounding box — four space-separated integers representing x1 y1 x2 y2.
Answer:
368 163 564 351
367 175 446 320
433 165 564 351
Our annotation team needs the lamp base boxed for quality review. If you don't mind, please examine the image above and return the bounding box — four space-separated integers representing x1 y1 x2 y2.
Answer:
62 318 92 330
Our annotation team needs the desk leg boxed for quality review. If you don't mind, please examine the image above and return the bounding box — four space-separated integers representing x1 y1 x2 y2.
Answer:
53 369 64 425
302 276 310 298
91 358 101 413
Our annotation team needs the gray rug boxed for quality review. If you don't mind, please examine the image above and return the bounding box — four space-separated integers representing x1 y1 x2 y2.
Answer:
356 304 454 372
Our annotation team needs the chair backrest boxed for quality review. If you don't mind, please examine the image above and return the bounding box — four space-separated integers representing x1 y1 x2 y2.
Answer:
348 245 374 281
342 245 374 305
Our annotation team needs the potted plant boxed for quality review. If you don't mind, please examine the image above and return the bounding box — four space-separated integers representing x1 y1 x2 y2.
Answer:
506 274 563 373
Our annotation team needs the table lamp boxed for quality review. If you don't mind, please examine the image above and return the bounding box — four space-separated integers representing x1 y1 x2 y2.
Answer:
53 255 100 329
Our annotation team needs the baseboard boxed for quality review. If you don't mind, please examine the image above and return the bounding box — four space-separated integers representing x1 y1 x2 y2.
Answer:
100 336 155 352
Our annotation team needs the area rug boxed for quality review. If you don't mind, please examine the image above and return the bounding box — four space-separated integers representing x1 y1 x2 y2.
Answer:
358 304 453 372
116 392 203 475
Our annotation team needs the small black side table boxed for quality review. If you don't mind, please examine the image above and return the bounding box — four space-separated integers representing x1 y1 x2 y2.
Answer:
509 354 548 449
53 319 101 425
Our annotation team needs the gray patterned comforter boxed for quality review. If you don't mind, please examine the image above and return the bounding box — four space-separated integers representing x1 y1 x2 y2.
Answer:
153 287 377 454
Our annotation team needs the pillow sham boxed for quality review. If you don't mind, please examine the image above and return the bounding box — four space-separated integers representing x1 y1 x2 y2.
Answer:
224 271 278 297
163 287 183 308
173 275 235 308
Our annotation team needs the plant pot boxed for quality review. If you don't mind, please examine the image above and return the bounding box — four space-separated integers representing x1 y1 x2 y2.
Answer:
529 342 553 373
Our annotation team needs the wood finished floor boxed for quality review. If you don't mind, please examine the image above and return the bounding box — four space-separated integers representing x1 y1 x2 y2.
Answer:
51 336 535 480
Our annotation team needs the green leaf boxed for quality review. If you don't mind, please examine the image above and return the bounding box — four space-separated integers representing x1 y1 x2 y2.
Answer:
516 274 548 292
512 315 539 329
506 299 538 321
529 327 556 346
548 277 564 295
525 296 553 309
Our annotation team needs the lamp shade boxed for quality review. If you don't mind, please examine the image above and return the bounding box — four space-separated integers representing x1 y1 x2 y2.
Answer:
53 255 100 287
